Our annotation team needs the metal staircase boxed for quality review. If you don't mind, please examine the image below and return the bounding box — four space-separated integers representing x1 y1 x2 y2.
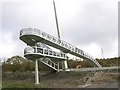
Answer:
38 58 58 71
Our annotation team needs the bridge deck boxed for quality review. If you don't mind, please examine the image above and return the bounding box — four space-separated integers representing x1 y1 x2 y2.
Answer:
24 46 68 61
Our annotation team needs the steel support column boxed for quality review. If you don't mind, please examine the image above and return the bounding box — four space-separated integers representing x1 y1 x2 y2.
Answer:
35 59 39 84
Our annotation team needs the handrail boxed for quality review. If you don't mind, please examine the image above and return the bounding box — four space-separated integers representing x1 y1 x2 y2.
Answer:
20 28 93 59
20 28 101 68
24 46 68 60
38 58 58 71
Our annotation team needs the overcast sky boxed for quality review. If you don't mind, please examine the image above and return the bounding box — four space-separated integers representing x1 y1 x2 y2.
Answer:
0 0 119 59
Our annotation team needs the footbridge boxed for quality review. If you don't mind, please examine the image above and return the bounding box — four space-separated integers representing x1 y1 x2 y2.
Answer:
19 28 120 84
20 28 102 69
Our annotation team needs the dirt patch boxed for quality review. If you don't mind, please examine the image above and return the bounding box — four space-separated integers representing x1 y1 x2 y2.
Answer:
40 71 88 88
86 73 119 88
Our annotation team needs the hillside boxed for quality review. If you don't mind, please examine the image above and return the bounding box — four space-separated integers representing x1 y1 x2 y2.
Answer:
2 56 119 72
68 57 119 68
2 56 119 88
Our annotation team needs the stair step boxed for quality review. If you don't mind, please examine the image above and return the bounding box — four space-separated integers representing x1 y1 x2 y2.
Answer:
38 58 58 71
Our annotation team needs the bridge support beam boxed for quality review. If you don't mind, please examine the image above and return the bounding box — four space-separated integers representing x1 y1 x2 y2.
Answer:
62 60 68 71
35 59 40 84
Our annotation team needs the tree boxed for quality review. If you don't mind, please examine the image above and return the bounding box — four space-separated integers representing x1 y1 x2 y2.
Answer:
2 55 35 72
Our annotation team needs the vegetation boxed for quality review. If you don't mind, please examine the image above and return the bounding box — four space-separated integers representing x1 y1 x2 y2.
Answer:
96 57 120 67
2 56 35 72
2 56 120 72
2 71 88 88
68 57 119 68
68 60 92 68
1 55 119 88
2 72 44 88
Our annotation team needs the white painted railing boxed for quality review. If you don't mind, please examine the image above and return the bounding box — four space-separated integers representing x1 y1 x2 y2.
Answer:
38 58 58 71
24 46 68 60
20 28 101 68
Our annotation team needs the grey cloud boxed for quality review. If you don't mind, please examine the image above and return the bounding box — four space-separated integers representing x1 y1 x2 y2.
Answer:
1 0 118 58
60 2 117 47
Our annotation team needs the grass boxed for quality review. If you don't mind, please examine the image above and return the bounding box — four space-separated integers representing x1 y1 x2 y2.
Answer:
2 71 88 88
2 72 47 88
3 80 34 88
2 79 47 88
2 71 118 88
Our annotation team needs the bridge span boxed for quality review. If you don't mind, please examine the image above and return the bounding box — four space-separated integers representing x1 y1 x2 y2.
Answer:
20 28 102 68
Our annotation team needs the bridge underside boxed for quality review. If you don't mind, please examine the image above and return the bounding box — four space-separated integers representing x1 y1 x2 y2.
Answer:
24 53 65 62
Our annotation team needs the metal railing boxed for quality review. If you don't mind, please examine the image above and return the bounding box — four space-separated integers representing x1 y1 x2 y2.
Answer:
24 46 68 60
20 28 93 59
38 58 58 71
20 28 101 68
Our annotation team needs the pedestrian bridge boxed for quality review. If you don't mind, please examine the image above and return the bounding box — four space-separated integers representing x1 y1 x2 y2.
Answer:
20 28 102 69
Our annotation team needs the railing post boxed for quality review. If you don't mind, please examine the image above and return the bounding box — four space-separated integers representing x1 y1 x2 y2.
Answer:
57 62 59 72
35 59 39 84
54 63 55 68
35 45 37 53
50 61 52 66
48 49 50 55
43 48 45 54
